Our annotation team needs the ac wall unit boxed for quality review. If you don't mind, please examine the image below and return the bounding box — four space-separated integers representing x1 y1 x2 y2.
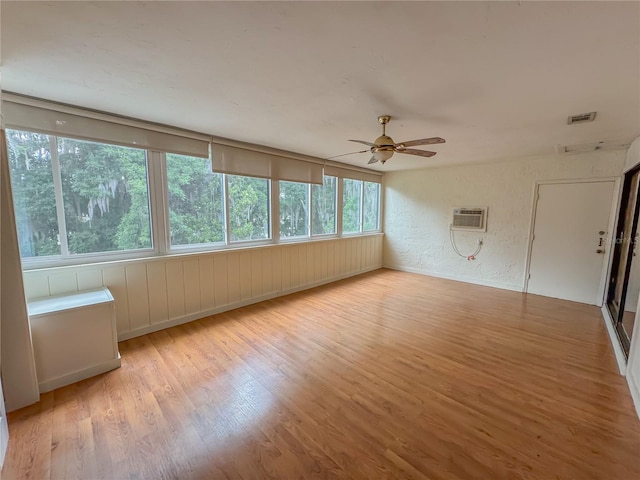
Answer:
451 207 487 232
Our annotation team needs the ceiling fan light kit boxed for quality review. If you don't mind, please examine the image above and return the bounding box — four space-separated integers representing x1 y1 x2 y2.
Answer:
338 115 445 165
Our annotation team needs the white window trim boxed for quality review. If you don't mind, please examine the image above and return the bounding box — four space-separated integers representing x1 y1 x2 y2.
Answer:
149 150 169 255
48 136 70 255
224 174 232 245
20 248 158 270
18 136 157 269
341 178 364 236
12 134 382 271
363 181 382 233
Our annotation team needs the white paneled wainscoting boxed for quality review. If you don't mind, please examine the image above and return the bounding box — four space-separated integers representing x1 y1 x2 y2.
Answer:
22 235 383 341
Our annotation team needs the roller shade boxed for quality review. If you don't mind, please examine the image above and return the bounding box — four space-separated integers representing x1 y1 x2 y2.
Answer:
211 142 324 184
323 162 382 184
2 96 210 158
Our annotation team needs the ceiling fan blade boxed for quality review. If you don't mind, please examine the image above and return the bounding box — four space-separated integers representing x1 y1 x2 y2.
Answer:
395 137 446 149
367 156 379 165
349 139 377 147
326 150 369 159
396 148 437 158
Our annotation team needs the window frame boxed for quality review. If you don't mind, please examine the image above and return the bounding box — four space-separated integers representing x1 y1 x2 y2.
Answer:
8 128 382 271
363 181 382 232
310 175 338 238
341 178 364 235
226 174 272 244
164 153 227 252
278 180 311 242
8 130 156 269
340 178 382 235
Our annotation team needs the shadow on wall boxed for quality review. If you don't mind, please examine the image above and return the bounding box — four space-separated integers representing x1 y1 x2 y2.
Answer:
382 149 626 292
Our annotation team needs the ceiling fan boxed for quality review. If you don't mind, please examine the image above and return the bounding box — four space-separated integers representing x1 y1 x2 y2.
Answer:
331 115 445 165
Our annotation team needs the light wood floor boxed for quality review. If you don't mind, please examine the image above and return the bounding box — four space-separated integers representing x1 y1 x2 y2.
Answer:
4 269 640 480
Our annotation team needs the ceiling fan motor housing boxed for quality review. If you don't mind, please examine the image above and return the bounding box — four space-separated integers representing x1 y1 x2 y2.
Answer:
374 135 395 147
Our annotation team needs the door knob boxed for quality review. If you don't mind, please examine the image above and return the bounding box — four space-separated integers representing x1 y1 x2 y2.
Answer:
596 249 605 254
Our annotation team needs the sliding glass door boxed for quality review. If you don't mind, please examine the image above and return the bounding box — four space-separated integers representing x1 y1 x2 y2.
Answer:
607 166 640 355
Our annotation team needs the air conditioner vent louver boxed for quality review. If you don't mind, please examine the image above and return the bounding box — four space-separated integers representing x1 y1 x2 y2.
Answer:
567 112 596 125
452 208 487 232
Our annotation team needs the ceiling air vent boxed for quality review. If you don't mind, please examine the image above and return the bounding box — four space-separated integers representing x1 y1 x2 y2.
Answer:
567 112 596 125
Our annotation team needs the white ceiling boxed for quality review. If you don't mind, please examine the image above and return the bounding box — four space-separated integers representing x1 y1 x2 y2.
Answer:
2 1 639 171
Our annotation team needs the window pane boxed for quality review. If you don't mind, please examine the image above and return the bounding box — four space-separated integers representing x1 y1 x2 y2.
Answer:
228 175 270 241
57 137 152 254
6 129 61 257
311 176 337 235
279 181 309 238
167 154 225 247
342 179 362 234
363 182 381 231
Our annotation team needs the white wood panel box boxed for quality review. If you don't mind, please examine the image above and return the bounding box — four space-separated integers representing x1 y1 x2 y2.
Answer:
27 288 121 393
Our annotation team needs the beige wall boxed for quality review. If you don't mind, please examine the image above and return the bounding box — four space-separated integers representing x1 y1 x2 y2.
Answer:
383 149 626 291
23 235 383 341
1 129 40 412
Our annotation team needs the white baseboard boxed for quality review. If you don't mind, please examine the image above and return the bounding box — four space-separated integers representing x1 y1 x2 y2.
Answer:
118 265 382 342
627 371 640 421
38 355 121 394
600 305 627 375
383 264 524 292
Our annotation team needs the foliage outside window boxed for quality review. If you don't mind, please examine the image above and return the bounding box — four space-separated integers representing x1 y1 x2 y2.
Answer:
342 178 363 234
227 175 270 242
311 176 337 235
363 181 381 231
167 154 225 247
7 129 152 259
279 181 309 238
7 130 60 257
342 178 381 233
7 129 380 266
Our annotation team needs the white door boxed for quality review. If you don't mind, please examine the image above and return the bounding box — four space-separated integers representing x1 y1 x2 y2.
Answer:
527 181 615 305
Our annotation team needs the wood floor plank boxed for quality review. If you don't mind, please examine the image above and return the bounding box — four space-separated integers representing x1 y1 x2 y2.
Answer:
4 269 640 480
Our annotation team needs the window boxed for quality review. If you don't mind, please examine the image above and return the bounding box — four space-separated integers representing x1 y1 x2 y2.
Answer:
7 129 152 260
363 181 381 231
227 175 270 242
279 181 309 239
311 175 337 235
7 130 60 257
6 127 381 268
58 137 151 254
342 178 363 234
341 178 381 233
166 154 225 247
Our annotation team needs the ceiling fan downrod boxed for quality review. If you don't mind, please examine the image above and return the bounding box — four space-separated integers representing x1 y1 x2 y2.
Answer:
378 115 391 136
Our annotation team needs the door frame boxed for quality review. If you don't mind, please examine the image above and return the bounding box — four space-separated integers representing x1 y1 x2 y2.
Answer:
523 177 621 306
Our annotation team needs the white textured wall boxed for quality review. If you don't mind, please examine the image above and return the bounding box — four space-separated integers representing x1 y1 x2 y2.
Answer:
624 136 640 173
23 235 383 341
383 150 626 291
